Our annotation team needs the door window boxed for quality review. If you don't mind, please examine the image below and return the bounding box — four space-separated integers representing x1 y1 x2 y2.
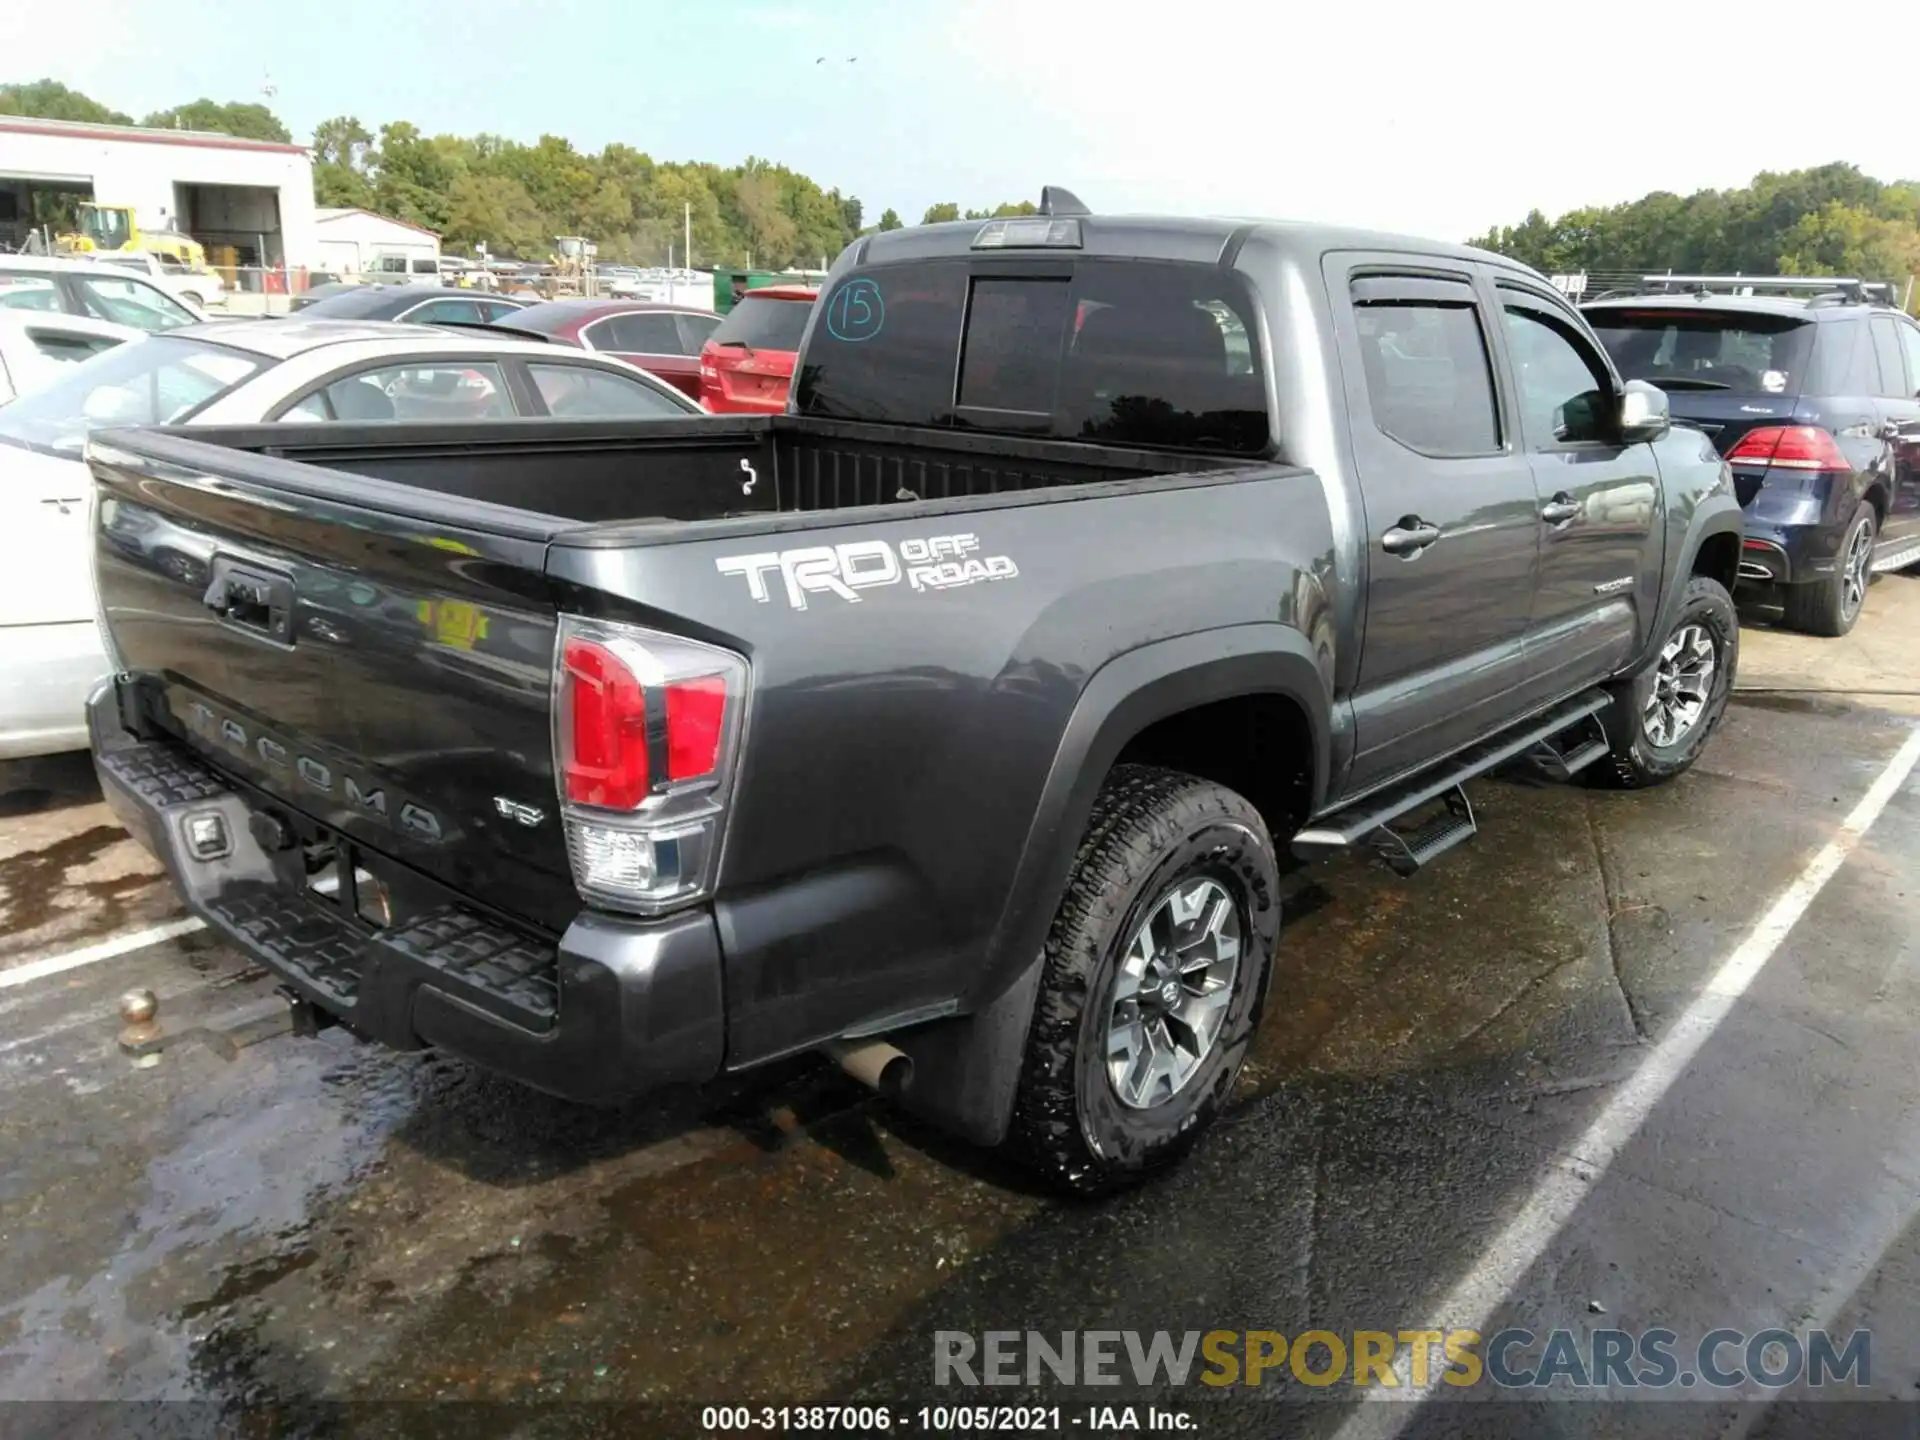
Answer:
286 362 513 422
0 276 63 312
1351 295 1501 456
527 363 689 417
675 312 721 353
400 297 491 326
1502 307 1611 445
1899 321 1920 401
595 311 683 354
1870 316 1909 399
72 274 197 331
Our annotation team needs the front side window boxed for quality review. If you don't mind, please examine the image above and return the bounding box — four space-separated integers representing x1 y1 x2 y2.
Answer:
287 362 513 423
528 363 688 418
797 260 1269 455
0 336 264 457
402 298 491 326
73 275 197 331
1503 307 1611 445
0 276 62 312
1352 298 1500 456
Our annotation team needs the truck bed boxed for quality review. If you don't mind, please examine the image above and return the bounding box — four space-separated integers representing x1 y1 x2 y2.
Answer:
135 414 1240 529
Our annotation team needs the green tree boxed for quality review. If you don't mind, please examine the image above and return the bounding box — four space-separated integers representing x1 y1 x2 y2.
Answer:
922 202 961 224
311 116 375 208
0 79 131 124
142 99 290 143
370 120 460 231
443 174 545 257
877 208 903 231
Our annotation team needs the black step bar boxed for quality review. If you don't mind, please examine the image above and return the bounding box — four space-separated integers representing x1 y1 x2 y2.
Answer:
1294 689 1612 867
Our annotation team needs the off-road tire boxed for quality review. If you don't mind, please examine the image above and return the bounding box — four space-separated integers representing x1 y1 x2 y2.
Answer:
1782 501 1875 637
1002 765 1280 1196
1591 575 1738 790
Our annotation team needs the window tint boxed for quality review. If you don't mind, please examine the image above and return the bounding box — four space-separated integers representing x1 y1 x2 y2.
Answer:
958 277 1071 412
797 260 1270 455
528 363 687 418
1352 299 1499 455
292 362 513 423
1899 322 1920 400
676 312 721 353
73 275 196 331
596 311 683 354
402 297 490 326
480 300 525 322
1815 320 1880 396
1869 316 1908 399
1588 309 1814 396
1504 307 1610 444
711 293 814 351
0 336 264 458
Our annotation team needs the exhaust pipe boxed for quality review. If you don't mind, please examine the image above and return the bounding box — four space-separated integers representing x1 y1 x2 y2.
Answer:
824 1038 913 1098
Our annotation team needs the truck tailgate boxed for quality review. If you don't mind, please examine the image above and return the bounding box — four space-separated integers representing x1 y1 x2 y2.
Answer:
89 432 578 934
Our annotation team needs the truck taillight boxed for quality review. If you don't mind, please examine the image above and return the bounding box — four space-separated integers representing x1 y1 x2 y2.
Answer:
554 617 749 916
1725 425 1849 471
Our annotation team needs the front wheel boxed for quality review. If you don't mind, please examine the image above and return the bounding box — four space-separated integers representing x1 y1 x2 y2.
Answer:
1591 575 1738 789
1003 765 1280 1195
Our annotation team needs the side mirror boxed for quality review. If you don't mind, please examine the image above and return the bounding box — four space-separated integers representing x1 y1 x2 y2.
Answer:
1618 379 1670 443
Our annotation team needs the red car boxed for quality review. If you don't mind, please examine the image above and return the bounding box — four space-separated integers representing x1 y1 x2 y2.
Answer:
494 299 721 402
699 285 818 414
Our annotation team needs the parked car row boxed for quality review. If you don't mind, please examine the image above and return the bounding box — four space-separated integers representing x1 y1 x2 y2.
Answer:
0 316 705 757
1580 276 1920 637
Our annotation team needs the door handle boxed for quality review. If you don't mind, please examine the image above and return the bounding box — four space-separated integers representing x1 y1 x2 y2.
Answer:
1381 518 1442 555
1540 494 1580 525
41 496 84 513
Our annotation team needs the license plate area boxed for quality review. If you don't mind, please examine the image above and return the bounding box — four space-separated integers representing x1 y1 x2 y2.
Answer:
262 809 436 934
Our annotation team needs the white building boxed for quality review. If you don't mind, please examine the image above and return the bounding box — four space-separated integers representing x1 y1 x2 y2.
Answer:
0 115 318 273
314 207 441 279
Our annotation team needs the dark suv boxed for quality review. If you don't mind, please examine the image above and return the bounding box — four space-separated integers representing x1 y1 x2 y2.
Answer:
1583 277 1920 635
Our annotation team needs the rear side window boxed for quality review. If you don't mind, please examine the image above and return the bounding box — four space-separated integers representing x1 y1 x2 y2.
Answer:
797 260 1270 455
1899 322 1920 401
1869 316 1909 399
1352 298 1500 456
597 311 684 354
1587 309 1813 396
710 293 813 352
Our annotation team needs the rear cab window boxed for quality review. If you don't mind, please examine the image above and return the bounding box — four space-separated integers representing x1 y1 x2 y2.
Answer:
1588 308 1814 396
795 259 1269 455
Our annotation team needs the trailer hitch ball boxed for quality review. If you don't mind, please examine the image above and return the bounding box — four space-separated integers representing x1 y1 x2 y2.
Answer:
120 988 158 1027
118 988 163 1064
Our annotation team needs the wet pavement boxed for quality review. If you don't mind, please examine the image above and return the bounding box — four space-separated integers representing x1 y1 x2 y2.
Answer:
4 577 1920 1438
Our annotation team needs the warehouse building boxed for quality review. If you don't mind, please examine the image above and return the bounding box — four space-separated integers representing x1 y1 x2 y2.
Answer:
0 115 318 274
314 207 441 278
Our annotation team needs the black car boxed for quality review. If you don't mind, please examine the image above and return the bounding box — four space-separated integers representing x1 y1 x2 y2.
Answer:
291 284 531 327
1584 277 1920 636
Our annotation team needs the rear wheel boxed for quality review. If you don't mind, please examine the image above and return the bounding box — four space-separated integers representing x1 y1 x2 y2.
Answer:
1592 575 1738 789
1783 502 1874 637
1003 765 1280 1195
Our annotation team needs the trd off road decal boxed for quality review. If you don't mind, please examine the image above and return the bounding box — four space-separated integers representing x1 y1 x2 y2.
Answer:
715 532 1019 610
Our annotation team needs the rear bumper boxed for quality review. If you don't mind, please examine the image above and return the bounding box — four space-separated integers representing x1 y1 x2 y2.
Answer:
0 621 107 759
88 682 725 1102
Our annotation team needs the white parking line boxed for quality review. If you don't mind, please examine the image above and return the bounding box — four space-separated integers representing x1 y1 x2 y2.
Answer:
0 917 207 990
1336 722 1920 1434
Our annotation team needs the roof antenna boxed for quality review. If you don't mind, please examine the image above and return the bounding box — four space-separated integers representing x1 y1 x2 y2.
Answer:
1039 186 1090 217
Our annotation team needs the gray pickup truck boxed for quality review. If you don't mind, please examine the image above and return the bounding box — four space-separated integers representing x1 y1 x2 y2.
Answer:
85 192 1742 1192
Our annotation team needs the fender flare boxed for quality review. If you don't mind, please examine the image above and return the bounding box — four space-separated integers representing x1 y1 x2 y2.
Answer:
890 624 1331 1147
1641 493 1744 667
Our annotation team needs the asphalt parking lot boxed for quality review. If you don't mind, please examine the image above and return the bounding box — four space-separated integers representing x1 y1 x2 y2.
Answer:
4 577 1920 1437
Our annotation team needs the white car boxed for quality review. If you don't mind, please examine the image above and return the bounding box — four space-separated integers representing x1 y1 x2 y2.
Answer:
0 253 206 330
0 317 708 758
0 312 140 404
84 250 226 309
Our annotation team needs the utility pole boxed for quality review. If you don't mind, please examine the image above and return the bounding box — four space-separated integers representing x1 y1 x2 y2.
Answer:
684 202 692 271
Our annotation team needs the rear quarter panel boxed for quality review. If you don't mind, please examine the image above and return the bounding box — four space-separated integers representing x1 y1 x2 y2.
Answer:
548 471 1336 1064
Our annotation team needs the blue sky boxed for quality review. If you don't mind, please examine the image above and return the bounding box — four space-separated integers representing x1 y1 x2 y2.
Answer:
15 0 1917 241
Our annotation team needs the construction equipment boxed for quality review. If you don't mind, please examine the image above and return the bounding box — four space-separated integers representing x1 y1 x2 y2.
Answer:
55 202 209 271
546 236 599 298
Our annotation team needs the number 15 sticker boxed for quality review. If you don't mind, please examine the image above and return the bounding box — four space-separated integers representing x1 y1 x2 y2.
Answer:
826 278 885 342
